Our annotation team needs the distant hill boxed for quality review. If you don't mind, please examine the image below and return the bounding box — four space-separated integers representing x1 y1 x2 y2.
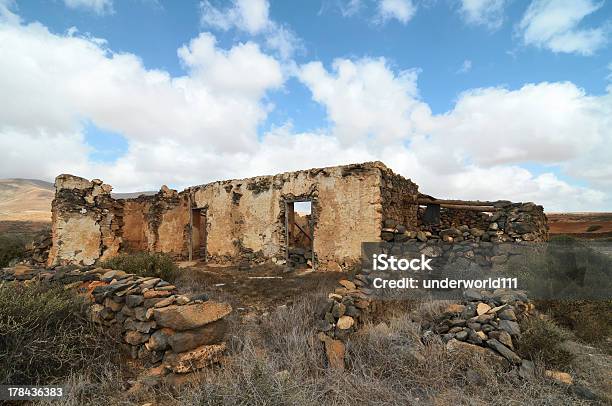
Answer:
0 179 54 222
0 178 157 223
548 212 612 239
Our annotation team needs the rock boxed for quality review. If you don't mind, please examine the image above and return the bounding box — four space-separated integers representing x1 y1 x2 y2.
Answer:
167 319 228 353
331 302 346 318
104 297 123 312
455 330 468 341
445 303 465 314
124 319 156 334
134 306 149 321
476 303 491 315
322 337 345 371
499 320 521 337
498 308 517 321
338 279 356 290
446 339 505 366
175 295 190 305
163 343 226 374
154 296 176 308
486 339 521 364
144 289 172 299
125 330 150 345
337 315 355 330
545 370 573 385
416 231 427 242
146 328 173 351
126 295 144 308
153 302 232 331
519 360 535 380
463 289 483 301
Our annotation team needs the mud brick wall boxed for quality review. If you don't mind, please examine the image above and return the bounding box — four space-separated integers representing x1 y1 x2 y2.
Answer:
379 167 420 231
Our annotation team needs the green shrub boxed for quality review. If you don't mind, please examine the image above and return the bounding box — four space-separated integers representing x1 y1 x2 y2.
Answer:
101 252 178 282
0 282 117 385
0 234 26 267
518 317 574 369
586 224 602 232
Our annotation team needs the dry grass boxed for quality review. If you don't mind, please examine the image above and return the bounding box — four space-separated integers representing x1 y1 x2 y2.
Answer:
42 294 592 406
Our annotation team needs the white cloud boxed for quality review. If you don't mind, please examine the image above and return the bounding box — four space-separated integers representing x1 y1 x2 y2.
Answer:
200 0 301 59
518 0 609 55
297 58 612 210
457 59 472 73
63 0 114 15
1 5 611 211
376 0 417 24
0 16 283 190
458 0 507 30
298 58 426 145
339 0 363 17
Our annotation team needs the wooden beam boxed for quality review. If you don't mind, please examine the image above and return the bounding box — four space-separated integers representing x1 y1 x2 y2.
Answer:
417 197 499 206
436 204 498 212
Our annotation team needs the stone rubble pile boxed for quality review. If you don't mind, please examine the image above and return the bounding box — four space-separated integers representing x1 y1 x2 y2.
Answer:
423 289 535 365
286 247 313 269
0 265 231 378
315 277 374 369
24 232 52 265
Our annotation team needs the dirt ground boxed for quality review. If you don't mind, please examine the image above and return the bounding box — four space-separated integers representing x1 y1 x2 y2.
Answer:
547 212 612 239
172 261 344 317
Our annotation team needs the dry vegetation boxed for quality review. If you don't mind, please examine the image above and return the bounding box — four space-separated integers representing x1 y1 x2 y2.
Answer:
19 293 604 405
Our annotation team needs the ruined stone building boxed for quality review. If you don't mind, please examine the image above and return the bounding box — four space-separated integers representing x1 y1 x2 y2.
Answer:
48 162 548 271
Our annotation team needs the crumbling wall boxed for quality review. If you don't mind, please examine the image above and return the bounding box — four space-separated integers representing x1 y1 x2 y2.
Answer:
48 175 122 266
191 162 386 271
379 166 420 231
417 201 548 243
49 175 190 266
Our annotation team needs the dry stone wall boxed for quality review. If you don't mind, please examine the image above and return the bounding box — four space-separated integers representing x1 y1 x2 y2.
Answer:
0 265 232 376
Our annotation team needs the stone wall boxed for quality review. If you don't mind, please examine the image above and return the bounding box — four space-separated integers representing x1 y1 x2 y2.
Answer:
380 166 420 232
48 175 190 267
48 175 122 266
190 162 386 271
0 265 232 376
416 201 548 243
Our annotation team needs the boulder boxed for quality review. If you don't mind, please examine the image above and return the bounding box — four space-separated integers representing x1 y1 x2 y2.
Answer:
486 339 521 364
167 319 228 353
153 302 232 331
125 330 150 345
163 343 226 374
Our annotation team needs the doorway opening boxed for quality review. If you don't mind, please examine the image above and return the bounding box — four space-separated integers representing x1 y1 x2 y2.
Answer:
285 200 313 269
191 208 207 260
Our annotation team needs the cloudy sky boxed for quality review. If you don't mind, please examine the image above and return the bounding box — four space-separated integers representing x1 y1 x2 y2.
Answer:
0 0 611 211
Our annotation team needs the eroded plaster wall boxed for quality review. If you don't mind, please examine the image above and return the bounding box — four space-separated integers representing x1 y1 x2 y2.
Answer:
191 162 386 271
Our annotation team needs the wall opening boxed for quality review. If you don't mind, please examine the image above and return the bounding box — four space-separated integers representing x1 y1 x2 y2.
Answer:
285 200 313 269
191 208 207 260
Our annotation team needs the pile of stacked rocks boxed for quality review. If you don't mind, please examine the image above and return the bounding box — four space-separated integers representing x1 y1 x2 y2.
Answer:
0 265 231 377
380 219 431 243
422 289 535 365
286 247 313 269
315 277 374 369
24 232 52 265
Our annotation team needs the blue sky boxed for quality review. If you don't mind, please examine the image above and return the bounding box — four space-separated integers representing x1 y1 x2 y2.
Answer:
1 0 611 211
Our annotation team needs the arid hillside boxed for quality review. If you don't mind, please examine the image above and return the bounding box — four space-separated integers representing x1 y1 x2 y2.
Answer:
0 178 54 222
548 212 612 239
